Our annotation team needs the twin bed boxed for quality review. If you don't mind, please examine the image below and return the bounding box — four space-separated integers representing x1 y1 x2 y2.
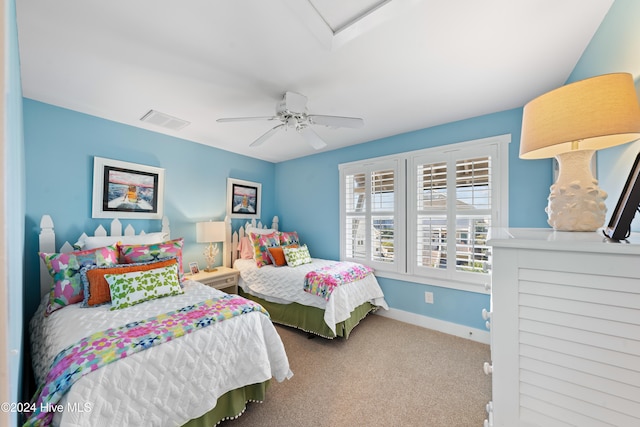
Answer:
225 216 388 339
29 214 387 426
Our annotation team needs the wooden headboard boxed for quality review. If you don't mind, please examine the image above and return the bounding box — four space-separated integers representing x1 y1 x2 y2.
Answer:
38 215 171 298
224 215 279 268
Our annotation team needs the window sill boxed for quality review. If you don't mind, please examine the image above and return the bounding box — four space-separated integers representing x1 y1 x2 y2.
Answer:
373 270 490 294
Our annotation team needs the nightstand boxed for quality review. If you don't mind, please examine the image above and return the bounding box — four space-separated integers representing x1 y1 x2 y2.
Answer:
188 266 239 294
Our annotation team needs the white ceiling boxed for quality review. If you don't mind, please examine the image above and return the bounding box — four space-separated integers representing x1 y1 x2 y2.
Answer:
16 0 614 163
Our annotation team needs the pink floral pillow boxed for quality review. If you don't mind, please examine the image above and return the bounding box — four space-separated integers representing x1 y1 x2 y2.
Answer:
40 245 118 316
279 231 300 246
118 238 185 281
249 232 280 267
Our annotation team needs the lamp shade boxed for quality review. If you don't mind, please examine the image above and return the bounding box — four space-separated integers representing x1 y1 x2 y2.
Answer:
196 221 225 243
520 73 640 159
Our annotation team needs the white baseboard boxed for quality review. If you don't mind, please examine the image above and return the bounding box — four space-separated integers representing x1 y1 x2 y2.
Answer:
375 308 490 345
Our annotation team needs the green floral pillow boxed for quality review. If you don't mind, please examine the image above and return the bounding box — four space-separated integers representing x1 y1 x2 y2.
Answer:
104 263 183 310
283 244 312 267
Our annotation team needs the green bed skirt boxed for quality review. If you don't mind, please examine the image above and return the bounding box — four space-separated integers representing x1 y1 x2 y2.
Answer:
182 381 270 427
238 289 376 339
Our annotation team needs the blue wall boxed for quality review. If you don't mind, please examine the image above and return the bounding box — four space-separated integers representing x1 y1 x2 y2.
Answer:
23 100 276 320
275 108 551 329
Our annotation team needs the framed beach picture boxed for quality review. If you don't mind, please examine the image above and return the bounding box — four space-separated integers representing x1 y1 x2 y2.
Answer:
227 178 261 218
92 157 165 219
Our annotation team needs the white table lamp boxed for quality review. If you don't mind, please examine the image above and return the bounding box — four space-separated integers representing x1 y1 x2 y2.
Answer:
520 72 640 231
196 221 225 272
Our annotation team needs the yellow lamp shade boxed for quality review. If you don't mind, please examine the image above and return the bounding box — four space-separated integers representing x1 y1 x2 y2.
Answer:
520 73 640 159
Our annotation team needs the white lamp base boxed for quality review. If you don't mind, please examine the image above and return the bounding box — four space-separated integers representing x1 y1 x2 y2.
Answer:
203 242 220 272
546 150 607 231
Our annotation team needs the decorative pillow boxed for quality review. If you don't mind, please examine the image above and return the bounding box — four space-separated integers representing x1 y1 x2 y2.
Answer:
283 244 312 267
40 245 119 316
105 263 183 310
81 258 179 307
279 231 300 246
237 236 255 260
249 232 280 267
74 232 169 250
267 244 299 267
118 238 185 281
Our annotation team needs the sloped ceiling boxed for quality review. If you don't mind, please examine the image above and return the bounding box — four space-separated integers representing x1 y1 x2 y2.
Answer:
16 0 614 163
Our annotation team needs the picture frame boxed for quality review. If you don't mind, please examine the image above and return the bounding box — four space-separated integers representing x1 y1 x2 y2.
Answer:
188 261 200 275
604 151 640 241
227 178 261 218
92 157 165 219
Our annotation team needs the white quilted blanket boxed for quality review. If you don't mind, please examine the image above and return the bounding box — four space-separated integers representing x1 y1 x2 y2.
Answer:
234 258 388 335
29 281 293 427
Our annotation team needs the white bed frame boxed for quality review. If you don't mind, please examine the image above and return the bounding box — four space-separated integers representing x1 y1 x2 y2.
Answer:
38 215 171 298
224 215 279 268
38 214 280 297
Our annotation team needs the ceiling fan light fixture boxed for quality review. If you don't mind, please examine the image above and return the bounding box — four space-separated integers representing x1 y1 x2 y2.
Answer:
286 116 298 128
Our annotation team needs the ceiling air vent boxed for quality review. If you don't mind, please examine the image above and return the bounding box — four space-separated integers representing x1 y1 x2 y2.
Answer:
140 109 190 131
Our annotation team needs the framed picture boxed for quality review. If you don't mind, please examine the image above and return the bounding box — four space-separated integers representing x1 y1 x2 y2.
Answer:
92 157 165 219
188 261 200 275
227 178 261 218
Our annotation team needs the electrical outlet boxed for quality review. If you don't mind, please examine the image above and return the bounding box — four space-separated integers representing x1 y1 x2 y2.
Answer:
424 291 434 304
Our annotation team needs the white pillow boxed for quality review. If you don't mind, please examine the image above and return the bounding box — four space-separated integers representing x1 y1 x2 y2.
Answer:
283 244 312 267
74 232 169 250
105 263 183 310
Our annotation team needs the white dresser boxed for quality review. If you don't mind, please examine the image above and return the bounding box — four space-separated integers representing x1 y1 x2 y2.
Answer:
485 228 640 427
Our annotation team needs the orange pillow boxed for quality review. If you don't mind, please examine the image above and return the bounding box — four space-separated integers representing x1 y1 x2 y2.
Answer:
83 258 178 306
267 245 298 267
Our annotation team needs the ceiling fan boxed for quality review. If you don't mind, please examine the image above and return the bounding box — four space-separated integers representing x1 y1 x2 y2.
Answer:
216 91 364 150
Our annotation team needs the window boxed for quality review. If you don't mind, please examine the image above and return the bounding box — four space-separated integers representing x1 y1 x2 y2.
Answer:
341 159 404 273
339 134 509 292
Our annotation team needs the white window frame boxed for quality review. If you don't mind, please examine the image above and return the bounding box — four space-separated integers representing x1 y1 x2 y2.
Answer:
339 134 509 294
339 157 405 274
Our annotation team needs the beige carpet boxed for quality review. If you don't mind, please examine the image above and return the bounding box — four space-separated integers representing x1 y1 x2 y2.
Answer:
226 314 492 427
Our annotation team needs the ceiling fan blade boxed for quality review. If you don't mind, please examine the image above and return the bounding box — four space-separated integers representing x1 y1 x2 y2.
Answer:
299 126 327 150
308 115 364 129
250 124 284 147
217 116 278 123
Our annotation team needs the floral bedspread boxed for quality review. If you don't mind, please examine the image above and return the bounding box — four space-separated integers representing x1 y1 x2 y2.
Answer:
24 295 268 427
303 262 374 300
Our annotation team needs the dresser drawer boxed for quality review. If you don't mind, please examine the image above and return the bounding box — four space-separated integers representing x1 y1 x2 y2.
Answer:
201 273 238 292
189 267 239 294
